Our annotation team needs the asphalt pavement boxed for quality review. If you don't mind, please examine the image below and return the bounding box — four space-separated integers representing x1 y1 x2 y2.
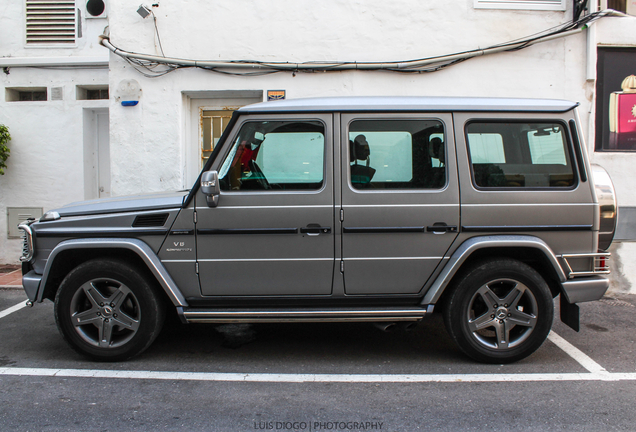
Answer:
1 285 636 431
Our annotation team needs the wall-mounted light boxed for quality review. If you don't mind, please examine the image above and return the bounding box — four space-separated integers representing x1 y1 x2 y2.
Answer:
116 79 141 107
137 4 151 18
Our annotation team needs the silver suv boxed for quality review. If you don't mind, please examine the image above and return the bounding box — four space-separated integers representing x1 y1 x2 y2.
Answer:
18 96 617 363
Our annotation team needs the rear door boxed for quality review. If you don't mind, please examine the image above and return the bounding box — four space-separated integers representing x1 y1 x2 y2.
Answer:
340 113 460 295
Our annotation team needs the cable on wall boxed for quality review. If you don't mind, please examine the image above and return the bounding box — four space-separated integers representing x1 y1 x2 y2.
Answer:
100 10 615 78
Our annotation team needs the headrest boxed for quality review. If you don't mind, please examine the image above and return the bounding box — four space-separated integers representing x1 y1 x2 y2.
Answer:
350 134 370 161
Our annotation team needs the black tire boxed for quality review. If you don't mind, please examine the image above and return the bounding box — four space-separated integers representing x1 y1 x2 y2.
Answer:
54 259 166 361
443 258 553 364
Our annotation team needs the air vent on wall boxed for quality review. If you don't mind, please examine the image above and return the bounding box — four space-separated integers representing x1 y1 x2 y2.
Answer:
132 213 169 228
26 0 76 45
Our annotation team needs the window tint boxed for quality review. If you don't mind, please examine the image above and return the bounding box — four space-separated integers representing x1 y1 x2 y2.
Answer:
348 119 446 190
466 122 575 188
219 121 325 191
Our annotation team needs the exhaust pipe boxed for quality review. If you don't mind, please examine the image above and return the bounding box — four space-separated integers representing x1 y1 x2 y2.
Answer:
373 322 397 332
399 322 418 331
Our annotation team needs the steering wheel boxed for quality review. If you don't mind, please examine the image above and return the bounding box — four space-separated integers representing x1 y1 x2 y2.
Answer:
248 160 271 190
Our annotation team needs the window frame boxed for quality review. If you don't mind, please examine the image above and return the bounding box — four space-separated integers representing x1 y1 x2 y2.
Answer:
465 119 580 191
346 117 449 192
473 0 566 11
216 117 329 194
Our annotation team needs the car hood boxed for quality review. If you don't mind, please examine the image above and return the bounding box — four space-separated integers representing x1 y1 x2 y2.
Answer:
49 191 189 217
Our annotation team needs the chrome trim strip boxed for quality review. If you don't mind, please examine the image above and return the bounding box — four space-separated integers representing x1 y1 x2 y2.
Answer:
197 258 334 262
344 257 444 261
462 225 592 233
197 228 299 235
216 205 333 209
181 307 433 323
36 238 188 306
421 235 566 305
461 203 595 207
343 204 457 208
34 228 169 237
343 226 425 233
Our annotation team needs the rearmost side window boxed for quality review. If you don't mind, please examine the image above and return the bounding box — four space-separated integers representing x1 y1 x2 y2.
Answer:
466 122 576 189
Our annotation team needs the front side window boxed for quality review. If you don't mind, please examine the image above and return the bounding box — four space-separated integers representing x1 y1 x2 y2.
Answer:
466 122 575 188
219 120 325 191
348 119 446 190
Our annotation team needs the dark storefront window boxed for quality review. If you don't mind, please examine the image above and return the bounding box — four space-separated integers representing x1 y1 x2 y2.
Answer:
595 48 636 151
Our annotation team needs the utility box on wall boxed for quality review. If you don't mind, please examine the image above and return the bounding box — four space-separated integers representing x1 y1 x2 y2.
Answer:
7 208 43 238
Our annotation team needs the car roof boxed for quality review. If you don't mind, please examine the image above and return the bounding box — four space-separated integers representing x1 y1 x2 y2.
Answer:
238 96 578 113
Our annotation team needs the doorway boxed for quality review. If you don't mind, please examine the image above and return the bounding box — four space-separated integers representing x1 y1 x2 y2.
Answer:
83 108 110 199
184 90 263 187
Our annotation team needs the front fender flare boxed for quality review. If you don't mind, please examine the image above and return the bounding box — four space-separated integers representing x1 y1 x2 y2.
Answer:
35 238 189 307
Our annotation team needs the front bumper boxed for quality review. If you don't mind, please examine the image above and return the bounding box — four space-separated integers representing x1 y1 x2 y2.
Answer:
22 271 41 302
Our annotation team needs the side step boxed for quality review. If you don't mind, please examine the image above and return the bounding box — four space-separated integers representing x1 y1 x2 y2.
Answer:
177 305 434 324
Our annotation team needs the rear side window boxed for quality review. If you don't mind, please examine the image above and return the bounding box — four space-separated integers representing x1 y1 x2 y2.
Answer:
348 119 446 190
466 122 575 188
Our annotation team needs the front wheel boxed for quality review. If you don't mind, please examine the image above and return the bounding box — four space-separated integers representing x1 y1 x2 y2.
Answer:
443 258 554 364
55 259 165 361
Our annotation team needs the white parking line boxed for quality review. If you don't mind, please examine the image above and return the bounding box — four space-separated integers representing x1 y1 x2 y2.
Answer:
0 301 27 319
547 331 609 375
0 367 633 383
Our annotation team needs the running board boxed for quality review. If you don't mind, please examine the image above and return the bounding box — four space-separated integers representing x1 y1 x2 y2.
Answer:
177 305 434 324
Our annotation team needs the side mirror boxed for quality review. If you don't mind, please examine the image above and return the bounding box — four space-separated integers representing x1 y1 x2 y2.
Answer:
200 170 220 207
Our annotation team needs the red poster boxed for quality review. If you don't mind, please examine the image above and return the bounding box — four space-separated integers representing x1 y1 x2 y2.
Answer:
608 75 636 149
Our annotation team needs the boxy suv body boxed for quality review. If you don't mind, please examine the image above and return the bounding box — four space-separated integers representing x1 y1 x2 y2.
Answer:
19 96 617 363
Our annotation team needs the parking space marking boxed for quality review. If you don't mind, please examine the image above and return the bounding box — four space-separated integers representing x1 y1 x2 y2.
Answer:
0 301 27 320
548 331 608 375
1 367 634 383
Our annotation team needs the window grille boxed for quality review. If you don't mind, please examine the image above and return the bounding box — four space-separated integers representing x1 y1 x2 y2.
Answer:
201 110 234 168
26 0 76 45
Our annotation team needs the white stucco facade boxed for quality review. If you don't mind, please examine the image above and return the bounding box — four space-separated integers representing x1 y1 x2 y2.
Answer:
1 0 636 294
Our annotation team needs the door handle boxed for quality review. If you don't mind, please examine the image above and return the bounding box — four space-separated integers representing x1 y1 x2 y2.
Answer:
300 224 331 235
426 223 458 234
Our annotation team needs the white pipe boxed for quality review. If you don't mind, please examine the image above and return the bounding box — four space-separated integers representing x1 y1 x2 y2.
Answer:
0 56 108 67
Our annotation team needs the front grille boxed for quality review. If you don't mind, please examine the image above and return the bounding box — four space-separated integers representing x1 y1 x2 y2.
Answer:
18 222 34 262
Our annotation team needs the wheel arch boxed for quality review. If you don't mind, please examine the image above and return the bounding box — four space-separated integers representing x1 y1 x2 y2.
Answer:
422 235 566 307
37 238 188 307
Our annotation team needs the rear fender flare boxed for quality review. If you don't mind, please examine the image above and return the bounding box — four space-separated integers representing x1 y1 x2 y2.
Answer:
421 235 566 305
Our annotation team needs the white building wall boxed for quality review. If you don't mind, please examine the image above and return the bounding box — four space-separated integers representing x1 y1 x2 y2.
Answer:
0 0 109 263
107 0 593 196
2 0 636 294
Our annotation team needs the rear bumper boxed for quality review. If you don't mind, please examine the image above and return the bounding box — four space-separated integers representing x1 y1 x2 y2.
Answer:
561 276 609 304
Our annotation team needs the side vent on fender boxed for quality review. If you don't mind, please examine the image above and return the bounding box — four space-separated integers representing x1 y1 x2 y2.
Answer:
132 213 169 228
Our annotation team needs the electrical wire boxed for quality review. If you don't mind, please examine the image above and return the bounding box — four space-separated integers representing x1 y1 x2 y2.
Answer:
101 9 613 78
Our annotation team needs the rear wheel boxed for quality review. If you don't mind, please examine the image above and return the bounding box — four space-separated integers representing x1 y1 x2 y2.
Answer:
55 259 165 361
443 258 553 363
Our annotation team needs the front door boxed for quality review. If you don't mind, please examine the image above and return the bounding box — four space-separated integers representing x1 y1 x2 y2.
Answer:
196 114 335 296
340 114 460 295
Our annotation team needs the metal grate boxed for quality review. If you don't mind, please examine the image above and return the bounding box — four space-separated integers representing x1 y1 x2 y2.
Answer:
132 213 169 228
26 0 76 45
